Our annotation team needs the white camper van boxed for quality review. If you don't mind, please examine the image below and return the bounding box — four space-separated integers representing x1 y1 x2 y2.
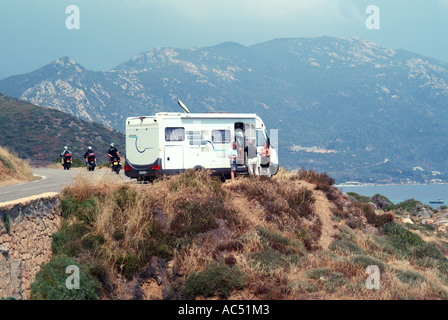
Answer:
124 110 278 182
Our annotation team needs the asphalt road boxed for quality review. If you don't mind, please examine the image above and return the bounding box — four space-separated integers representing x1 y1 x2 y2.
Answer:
0 167 130 203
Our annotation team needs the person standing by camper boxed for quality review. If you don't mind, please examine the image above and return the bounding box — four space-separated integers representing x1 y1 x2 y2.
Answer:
245 139 257 176
259 142 271 177
235 130 245 165
229 142 237 180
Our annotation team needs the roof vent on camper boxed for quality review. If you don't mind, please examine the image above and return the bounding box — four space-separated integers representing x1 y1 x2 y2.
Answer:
177 100 190 114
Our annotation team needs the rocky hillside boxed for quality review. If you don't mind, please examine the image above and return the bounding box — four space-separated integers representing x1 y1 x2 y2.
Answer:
0 94 124 164
29 169 448 300
1 36 448 183
0 145 34 184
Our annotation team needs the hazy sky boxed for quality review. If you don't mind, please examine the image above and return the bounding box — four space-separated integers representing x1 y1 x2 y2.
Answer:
0 0 447 79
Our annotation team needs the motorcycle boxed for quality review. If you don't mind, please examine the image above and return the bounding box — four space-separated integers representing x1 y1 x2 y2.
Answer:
62 155 72 170
86 156 96 171
111 156 121 174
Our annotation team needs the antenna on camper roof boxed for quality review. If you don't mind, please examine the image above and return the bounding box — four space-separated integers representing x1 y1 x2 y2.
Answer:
177 100 190 114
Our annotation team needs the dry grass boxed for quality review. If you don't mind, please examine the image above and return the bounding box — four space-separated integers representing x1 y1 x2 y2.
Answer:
0 145 35 184
43 168 448 300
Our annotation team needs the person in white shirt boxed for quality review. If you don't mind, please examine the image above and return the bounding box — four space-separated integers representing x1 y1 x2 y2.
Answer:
228 142 237 180
245 139 257 176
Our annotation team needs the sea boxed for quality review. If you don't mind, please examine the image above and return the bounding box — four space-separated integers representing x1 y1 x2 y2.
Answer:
336 183 448 209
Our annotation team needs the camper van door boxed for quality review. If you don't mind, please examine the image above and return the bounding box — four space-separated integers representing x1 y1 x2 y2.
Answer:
164 145 184 170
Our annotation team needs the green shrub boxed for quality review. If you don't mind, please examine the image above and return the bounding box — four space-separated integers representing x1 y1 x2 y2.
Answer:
411 242 447 263
140 235 173 261
285 187 315 218
346 192 371 204
3 214 10 233
61 197 98 224
405 223 436 233
71 158 84 168
99 162 110 168
112 228 125 241
258 228 290 246
290 279 319 293
373 235 409 259
250 249 300 271
257 227 306 256
296 169 334 187
0 154 15 172
360 203 394 228
372 194 394 209
183 262 246 299
81 234 105 251
169 169 223 194
114 254 142 280
350 255 386 272
307 268 347 293
170 199 219 238
396 270 426 285
324 272 347 293
55 157 84 168
30 255 99 300
60 197 78 218
382 222 425 247
307 267 331 279
51 231 70 254
394 199 427 216
51 222 90 256
170 170 201 191
113 185 138 209
337 225 355 241
329 239 366 255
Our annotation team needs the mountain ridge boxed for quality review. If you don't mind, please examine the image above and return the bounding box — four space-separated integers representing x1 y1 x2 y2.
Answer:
1 36 447 183
0 93 125 164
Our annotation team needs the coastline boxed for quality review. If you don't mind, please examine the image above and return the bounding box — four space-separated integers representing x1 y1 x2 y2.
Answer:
334 183 448 207
335 182 448 188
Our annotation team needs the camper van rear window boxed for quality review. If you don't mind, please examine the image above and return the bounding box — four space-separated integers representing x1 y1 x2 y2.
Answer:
165 127 185 141
212 130 231 144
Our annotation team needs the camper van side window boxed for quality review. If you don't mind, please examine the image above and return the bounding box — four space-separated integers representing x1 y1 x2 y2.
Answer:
165 127 185 141
212 130 231 144
186 131 206 146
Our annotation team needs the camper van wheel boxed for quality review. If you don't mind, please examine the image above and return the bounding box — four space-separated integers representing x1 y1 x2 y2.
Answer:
141 177 154 184
137 177 153 184
193 165 205 171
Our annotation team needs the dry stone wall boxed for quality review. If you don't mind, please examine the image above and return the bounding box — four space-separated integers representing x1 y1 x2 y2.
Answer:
0 193 61 300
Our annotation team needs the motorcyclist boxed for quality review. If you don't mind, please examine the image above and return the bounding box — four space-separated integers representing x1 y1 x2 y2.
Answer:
60 146 71 162
84 146 96 168
60 146 72 167
107 143 121 170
